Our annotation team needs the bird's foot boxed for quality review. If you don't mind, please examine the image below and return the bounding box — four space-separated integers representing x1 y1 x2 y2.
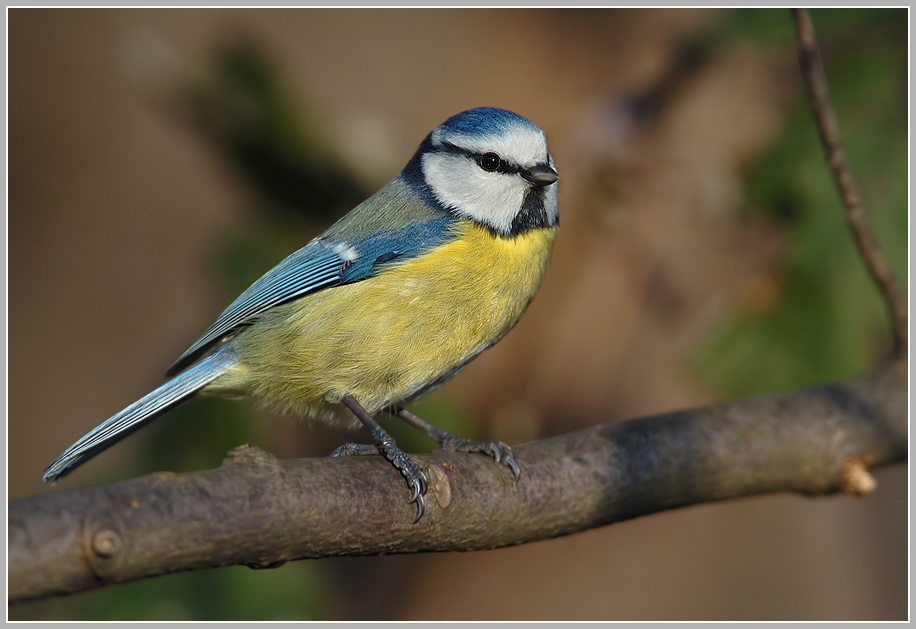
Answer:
395 408 521 480
331 438 428 521
336 394 429 521
439 435 520 480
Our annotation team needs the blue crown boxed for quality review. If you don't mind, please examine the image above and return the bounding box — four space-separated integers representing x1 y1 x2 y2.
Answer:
439 107 538 137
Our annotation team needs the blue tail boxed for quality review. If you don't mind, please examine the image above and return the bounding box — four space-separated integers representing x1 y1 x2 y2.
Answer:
42 346 238 484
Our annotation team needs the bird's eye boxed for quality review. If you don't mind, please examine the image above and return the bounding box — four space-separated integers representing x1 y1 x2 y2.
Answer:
476 152 503 172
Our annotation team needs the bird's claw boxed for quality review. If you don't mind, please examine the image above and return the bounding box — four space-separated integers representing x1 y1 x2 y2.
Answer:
381 437 428 521
407 468 428 522
331 438 429 521
441 436 520 480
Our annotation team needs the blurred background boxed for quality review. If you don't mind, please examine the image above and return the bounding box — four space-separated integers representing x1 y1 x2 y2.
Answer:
8 7 907 621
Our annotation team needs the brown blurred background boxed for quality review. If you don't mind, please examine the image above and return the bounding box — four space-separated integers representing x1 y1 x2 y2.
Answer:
8 8 908 621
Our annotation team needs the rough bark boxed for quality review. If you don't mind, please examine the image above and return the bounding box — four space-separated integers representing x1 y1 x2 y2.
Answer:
9 363 906 604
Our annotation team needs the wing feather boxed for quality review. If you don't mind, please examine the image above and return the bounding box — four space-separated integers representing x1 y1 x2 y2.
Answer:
167 214 456 375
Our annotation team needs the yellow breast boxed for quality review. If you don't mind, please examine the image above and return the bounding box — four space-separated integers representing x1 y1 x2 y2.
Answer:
211 220 557 420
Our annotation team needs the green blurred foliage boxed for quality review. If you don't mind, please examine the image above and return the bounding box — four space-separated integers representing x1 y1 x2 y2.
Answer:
183 39 370 222
184 39 376 312
691 8 907 398
12 560 329 621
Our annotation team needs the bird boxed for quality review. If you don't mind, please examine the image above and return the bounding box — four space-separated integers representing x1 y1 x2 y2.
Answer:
42 106 559 520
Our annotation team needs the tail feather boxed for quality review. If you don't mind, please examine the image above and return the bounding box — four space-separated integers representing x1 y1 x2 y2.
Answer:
42 347 237 484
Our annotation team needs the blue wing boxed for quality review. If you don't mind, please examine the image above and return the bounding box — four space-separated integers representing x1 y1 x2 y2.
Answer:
167 214 456 375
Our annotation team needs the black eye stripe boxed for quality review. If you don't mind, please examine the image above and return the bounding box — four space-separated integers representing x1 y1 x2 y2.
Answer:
438 141 520 175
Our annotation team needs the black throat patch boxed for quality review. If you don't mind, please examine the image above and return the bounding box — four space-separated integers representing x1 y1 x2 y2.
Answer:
509 187 555 235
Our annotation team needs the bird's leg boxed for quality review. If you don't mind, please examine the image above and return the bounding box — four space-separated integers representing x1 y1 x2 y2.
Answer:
395 407 521 480
331 394 429 521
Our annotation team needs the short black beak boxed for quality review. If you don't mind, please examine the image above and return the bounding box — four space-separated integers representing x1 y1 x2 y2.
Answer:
522 164 559 187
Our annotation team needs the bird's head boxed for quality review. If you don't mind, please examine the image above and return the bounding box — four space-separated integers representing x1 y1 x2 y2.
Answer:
402 107 558 237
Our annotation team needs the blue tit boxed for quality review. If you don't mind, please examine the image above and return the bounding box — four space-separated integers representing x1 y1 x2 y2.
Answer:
42 106 559 519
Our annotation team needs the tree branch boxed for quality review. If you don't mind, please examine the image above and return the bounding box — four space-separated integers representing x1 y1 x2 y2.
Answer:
792 8 908 362
9 363 906 604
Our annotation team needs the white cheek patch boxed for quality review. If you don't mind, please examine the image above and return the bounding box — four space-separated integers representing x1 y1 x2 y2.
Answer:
422 152 527 234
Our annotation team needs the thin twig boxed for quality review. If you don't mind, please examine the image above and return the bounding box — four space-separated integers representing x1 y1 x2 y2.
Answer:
792 8 907 362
